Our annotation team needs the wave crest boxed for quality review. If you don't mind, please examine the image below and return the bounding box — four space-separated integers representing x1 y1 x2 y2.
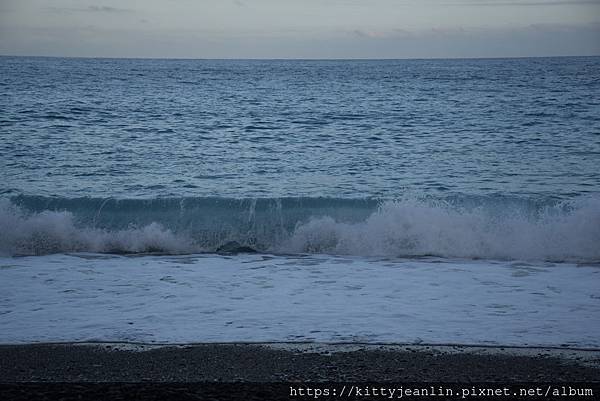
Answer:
1 196 599 262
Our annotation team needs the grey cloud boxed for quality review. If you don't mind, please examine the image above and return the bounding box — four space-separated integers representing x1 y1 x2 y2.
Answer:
450 0 600 6
87 6 131 13
47 5 133 14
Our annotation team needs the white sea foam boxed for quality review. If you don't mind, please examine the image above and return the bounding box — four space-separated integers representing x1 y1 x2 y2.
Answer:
0 253 598 347
0 199 193 256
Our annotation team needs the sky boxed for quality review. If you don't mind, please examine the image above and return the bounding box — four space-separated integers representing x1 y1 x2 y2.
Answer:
0 0 599 59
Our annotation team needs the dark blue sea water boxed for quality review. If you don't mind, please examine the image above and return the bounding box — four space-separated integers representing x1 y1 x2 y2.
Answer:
2 57 600 347
1 56 600 261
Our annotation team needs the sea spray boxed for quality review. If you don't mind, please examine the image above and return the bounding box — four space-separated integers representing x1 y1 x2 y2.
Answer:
284 198 600 261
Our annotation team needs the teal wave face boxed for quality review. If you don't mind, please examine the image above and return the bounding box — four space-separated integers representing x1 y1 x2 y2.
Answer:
2 195 599 262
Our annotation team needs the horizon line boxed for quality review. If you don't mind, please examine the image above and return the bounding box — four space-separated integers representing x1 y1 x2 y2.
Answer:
1 54 599 62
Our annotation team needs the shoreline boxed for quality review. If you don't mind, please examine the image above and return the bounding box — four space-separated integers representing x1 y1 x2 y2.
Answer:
1 342 599 382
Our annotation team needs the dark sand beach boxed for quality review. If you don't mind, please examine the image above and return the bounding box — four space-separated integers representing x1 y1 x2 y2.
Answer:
1 343 599 400
1 343 599 382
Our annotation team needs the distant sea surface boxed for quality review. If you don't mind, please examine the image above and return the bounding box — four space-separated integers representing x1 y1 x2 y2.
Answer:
1 56 599 346
3 56 600 199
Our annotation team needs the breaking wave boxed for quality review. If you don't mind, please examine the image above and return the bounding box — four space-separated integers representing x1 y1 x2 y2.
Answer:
1 195 599 262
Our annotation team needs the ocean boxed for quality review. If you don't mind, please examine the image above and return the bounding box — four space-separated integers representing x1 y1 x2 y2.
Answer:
1 56 599 347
